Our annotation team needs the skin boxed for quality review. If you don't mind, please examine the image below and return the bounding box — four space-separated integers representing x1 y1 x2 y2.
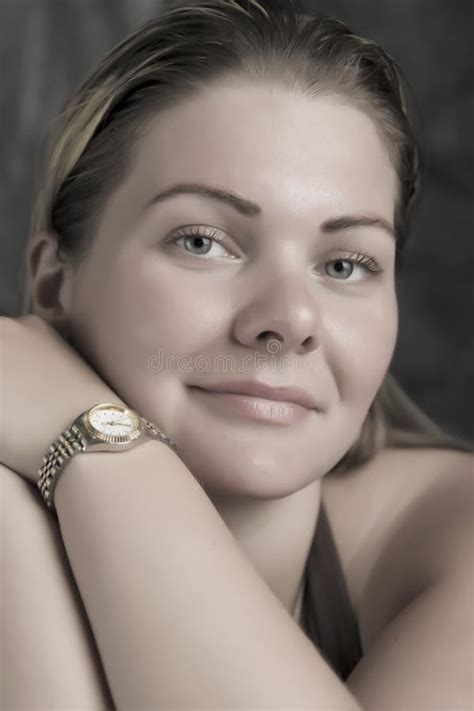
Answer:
29 80 399 618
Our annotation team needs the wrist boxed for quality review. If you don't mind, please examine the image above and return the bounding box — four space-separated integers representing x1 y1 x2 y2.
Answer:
26 385 127 486
1 314 129 484
53 438 177 516
38 401 179 514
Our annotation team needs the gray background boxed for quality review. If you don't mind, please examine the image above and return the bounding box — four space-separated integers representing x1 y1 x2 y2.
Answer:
1 0 473 440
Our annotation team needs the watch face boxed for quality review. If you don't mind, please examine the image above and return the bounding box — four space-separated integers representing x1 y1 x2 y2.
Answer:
88 404 139 439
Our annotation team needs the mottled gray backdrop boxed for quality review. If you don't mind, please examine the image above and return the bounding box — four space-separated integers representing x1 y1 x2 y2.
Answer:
1 0 472 439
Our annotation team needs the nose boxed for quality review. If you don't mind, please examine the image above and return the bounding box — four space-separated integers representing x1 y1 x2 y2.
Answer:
232 272 320 358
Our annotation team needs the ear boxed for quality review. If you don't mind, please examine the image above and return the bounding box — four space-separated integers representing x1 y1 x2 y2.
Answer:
25 231 76 337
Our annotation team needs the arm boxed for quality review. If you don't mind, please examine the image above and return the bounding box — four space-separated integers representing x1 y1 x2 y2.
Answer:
347 572 473 710
0 317 361 708
53 440 363 711
0 463 114 710
346 451 474 710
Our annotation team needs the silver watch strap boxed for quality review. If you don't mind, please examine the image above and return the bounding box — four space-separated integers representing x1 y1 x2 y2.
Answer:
37 424 87 513
37 414 178 515
139 416 178 453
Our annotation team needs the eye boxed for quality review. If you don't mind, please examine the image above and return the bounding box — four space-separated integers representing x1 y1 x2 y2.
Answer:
165 227 384 281
167 226 238 259
322 252 384 281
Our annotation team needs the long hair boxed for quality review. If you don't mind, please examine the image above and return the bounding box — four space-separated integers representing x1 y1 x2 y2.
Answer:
19 0 473 681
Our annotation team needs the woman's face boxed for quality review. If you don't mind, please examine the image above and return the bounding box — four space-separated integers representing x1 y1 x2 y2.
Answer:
64 81 399 498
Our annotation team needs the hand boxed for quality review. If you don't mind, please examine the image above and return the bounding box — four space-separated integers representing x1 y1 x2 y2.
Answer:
0 315 126 486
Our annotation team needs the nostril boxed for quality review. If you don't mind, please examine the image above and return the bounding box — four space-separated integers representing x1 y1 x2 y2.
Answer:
258 331 282 342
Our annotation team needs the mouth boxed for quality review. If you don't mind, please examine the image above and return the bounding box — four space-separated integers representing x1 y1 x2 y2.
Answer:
188 386 315 425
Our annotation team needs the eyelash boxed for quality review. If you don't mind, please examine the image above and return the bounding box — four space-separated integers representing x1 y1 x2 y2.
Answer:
167 226 384 277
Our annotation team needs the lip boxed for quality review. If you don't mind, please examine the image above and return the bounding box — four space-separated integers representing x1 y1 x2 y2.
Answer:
189 388 313 425
189 380 318 410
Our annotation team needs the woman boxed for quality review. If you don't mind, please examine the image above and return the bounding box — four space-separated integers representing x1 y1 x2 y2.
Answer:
1 0 472 708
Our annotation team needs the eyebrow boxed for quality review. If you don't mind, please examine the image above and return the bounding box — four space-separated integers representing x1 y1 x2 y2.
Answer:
144 182 396 240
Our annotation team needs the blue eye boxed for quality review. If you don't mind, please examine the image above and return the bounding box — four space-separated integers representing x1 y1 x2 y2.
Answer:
167 227 384 280
324 254 383 280
169 226 237 259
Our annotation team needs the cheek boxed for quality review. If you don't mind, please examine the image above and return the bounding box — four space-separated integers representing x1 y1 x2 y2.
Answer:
130 269 212 356
102 255 228 372
70 245 229 384
329 288 398 400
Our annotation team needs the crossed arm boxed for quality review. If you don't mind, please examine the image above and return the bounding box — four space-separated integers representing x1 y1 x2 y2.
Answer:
2 443 472 710
1 316 472 709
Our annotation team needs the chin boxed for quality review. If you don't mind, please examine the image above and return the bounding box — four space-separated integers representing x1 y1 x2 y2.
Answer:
174 442 324 501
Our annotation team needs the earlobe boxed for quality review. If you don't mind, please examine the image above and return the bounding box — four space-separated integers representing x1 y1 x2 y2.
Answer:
25 231 74 335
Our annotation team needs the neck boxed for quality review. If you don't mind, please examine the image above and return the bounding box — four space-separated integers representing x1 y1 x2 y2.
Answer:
208 478 321 617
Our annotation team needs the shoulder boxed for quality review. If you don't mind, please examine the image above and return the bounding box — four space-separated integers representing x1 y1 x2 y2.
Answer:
322 446 473 651
376 446 473 584
322 445 472 564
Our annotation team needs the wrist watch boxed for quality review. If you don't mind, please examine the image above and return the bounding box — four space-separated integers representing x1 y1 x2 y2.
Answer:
37 402 178 515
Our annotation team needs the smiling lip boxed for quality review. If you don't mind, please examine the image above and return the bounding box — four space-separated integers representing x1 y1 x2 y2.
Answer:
191 380 318 410
188 380 318 425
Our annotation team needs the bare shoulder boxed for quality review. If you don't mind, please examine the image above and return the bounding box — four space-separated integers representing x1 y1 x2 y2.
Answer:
321 446 473 651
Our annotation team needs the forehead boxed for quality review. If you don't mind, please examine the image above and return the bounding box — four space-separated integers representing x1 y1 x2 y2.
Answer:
120 82 398 227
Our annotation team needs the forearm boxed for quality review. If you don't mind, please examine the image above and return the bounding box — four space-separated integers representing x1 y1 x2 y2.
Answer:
54 441 363 711
1 463 113 711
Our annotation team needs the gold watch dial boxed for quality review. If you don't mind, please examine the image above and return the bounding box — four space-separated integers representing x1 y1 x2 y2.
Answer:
87 403 140 438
